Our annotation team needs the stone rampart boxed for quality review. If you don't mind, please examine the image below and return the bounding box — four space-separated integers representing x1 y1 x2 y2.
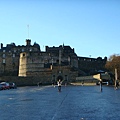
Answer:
0 76 52 86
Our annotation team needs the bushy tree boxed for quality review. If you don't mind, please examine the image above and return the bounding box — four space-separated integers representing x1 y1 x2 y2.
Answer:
105 54 120 79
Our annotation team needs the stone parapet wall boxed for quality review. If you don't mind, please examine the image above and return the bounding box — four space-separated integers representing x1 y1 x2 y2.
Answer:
0 76 52 86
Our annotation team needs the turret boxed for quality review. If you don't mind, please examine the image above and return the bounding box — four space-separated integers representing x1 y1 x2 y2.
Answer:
1 43 3 49
26 39 31 46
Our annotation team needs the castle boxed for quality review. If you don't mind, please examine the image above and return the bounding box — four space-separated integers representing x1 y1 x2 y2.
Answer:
0 39 107 82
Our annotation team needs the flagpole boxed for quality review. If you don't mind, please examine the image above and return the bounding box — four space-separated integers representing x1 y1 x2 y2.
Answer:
27 24 29 38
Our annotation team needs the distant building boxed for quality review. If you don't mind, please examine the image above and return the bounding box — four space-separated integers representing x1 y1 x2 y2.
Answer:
0 39 107 82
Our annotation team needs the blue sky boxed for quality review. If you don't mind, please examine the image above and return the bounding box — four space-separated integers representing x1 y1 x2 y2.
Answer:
0 0 120 59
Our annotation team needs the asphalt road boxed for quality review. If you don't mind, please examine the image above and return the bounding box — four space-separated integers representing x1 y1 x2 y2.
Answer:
0 85 120 120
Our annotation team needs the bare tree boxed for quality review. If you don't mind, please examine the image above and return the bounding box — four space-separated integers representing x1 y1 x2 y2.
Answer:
105 54 120 79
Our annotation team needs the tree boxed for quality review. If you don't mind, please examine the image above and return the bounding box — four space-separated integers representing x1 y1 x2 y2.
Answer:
105 54 120 79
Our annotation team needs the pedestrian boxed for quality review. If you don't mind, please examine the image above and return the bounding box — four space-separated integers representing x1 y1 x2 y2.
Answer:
116 80 119 89
57 79 62 92
100 80 102 92
81 81 84 86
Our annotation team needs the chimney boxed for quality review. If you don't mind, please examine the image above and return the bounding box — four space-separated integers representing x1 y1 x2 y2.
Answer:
26 39 31 46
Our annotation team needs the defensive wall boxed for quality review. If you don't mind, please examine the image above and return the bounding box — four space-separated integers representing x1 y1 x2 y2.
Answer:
0 75 77 86
0 76 97 86
0 76 52 86
18 51 78 83
75 73 113 85
0 73 112 86
78 56 107 75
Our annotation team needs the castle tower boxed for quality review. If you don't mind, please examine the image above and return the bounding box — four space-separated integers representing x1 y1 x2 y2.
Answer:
1 43 3 49
26 39 31 46
18 52 27 76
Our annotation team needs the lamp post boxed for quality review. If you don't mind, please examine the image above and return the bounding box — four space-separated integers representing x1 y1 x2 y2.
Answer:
115 68 118 89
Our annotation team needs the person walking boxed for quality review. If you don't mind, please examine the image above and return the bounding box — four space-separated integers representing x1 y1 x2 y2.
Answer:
115 80 119 89
57 79 62 92
100 80 102 92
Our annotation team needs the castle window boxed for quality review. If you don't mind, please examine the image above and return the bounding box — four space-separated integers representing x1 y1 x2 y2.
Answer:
14 49 16 52
3 50 5 52
23 53 25 57
30 48 32 51
3 54 5 58
3 59 5 63
22 49 24 52
59 70 62 73
13 54 15 57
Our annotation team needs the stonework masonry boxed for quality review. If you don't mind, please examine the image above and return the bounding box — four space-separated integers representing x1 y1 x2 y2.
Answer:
0 39 40 76
0 39 107 85
18 51 78 82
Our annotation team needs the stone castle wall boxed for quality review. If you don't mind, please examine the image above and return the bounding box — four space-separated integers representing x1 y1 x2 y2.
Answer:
18 50 78 83
0 40 107 81
0 52 19 75
78 57 107 75
0 76 52 86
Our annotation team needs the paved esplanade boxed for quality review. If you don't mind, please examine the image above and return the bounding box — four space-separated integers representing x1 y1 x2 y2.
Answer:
1 85 120 120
